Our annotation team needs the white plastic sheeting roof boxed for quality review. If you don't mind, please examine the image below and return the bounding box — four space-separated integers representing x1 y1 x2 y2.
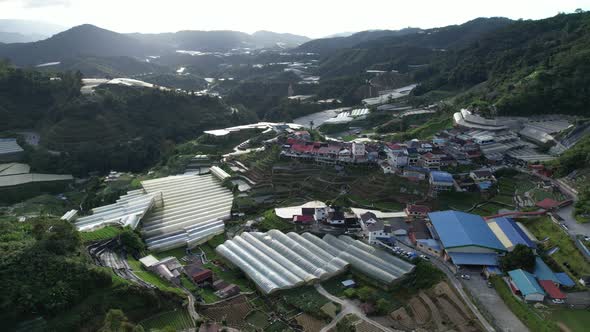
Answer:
74 189 162 232
217 230 414 294
274 201 327 219
141 174 233 251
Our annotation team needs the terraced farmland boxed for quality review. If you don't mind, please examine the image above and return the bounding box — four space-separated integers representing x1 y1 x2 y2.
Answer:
139 309 194 331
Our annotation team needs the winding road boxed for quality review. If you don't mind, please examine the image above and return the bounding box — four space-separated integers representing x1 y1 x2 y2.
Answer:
315 284 401 332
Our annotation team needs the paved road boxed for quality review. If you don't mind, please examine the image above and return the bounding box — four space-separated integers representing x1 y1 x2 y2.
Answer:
556 205 590 237
392 241 499 332
315 284 400 332
460 269 529 332
181 287 200 323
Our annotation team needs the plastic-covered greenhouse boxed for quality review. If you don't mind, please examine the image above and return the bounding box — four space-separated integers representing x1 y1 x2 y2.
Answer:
216 230 414 294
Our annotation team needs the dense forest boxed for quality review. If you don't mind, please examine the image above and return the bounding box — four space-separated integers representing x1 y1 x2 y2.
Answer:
414 11 590 116
0 216 180 331
0 61 257 175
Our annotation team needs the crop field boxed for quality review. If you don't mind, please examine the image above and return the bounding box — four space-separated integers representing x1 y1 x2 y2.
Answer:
201 295 252 329
139 309 194 331
79 226 122 242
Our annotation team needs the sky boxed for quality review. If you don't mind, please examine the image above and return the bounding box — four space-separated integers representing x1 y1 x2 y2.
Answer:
0 0 588 37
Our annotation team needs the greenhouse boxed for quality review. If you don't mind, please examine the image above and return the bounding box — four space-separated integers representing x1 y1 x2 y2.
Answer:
74 189 163 232
216 230 414 294
141 174 233 251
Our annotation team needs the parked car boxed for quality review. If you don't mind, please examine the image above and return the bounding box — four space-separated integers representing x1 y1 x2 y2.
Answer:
487 281 493 288
552 299 565 304
419 254 430 261
460 274 471 280
584 236 590 242
560 223 569 231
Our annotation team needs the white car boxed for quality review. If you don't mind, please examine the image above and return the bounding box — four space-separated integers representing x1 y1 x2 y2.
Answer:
419 255 430 261
552 299 565 304
460 274 471 280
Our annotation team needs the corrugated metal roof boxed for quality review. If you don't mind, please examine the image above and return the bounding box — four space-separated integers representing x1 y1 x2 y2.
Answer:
429 211 505 251
0 138 24 155
534 256 559 283
447 252 499 266
508 269 545 296
538 280 566 299
487 217 536 250
430 171 453 183
555 272 575 287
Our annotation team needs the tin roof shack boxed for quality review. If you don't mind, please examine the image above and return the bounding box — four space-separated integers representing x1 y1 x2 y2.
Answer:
139 255 183 284
215 284 241 299
508 269 545 302
184 263 213 285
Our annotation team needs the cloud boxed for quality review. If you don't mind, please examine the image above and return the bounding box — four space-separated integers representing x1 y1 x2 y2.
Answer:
0 0 71 8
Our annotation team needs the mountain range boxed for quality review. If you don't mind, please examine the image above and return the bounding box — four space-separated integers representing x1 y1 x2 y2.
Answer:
0 24 310 66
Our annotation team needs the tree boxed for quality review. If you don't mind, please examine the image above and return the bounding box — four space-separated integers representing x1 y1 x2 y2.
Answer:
99 309 136 332
343 288 356 298
356 286 377 302
500 244 535 272
376 298 391 314
120 228 146 254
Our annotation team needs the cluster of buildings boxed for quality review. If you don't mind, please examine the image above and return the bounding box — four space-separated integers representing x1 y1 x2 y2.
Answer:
139 254 240 299
421 210 576 302
281 135 379 165
452 109 576 164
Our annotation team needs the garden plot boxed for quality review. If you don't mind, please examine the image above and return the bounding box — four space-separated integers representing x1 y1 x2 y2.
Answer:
390 281 481 332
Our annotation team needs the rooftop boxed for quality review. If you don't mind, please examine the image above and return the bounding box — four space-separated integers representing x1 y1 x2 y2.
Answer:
430 171 454 183
429 211 505 251
508 269 545 296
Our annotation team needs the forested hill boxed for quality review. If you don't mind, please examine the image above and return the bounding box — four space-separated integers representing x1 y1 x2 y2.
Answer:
313 17 513 77
414 11 590 116
295 28 422 54
0 61 256 175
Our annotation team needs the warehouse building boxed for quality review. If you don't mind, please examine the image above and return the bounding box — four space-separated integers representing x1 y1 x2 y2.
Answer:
429 211 506 267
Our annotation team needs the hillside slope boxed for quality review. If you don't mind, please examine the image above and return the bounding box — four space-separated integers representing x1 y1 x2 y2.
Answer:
415 12 590 116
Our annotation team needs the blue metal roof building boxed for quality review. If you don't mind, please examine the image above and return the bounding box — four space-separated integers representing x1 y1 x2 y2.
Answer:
534 256 559 283
429 211 506 251
430 171 454 183
508 269 545 301
555 272 575 287
486 217 536 251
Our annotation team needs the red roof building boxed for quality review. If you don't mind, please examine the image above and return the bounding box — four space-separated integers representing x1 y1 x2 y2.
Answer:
536 198 561 210
293 214 315 224
184 263 213 284
405 204 430 218
538 280 567 299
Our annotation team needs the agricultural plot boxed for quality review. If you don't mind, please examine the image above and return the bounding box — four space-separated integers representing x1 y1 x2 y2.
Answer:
200 295 253 329
295 313 325 332
79 226 123 242
389 282 480 332
139 309 194 331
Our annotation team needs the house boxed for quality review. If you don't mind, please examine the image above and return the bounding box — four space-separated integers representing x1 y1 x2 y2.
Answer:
401 166 428 181
215 284 240 299
429 171 454 193
416 239 442 256
419 152 441 170
293 214 315 224
405 204 430 219
469 169 496 183
508 269 545 302
428 211 506 267
139 255 183 283
360 212 393 244
184 263 213 284
538 280 566 300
